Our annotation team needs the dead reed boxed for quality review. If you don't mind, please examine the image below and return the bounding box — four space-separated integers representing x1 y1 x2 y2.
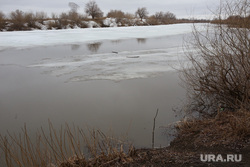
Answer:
0 121 134 167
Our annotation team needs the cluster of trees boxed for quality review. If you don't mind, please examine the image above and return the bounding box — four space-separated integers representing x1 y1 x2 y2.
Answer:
2 0 247 31
212 15 250 28
0 0 213 31
0 0 180 31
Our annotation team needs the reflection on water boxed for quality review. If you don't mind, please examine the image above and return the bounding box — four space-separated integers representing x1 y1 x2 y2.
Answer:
137 38 147 44
71 44 80 51
87 42 102 52
111 40 122 44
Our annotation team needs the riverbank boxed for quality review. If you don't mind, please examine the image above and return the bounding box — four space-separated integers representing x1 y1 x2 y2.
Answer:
1 109 249 166
61 109 250 166
131 109 250 166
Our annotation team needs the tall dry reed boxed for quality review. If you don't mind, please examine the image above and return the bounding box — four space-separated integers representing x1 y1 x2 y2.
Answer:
0 121 133 167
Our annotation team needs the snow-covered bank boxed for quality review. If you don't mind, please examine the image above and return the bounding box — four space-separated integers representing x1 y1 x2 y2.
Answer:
0 23 205 51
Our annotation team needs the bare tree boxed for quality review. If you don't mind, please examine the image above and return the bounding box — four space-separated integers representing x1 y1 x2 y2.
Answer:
135 7 148 21
85 0 103 19
0 11 6 30
164 12 176 20
181 0 250 117
154 11 176 24
154 11 164 21
68 2 80 25
68 2 80 13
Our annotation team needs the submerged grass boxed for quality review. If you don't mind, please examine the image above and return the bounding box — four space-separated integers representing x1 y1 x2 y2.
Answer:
0 121 134 167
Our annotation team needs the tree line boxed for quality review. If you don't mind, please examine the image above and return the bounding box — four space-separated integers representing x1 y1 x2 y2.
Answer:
0 0 207 31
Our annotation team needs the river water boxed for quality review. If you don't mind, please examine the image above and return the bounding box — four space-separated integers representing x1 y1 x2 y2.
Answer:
0 32 189 156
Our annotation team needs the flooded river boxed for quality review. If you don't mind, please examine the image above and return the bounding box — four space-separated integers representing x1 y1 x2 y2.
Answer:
0 33 188 151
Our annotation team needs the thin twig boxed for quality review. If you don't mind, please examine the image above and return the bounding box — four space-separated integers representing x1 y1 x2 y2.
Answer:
152 109 159 149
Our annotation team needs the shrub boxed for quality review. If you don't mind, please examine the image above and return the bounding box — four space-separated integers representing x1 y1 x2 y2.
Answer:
0 11 6 31
35 11 47 23
24 12 37 29
120 13 135 26
107 10 125 23
58 12 70 29
181 0 250 117
152 11 176 24
9 10 25 30
45 13 59 29
68 11 80 25
147 15 159 25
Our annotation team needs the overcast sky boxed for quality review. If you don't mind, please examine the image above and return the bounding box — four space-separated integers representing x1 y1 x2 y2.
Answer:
0 0 220 19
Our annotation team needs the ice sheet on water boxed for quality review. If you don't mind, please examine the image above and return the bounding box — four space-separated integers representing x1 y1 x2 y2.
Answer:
2 23 206 81
0 23 205 51
28 48 188 82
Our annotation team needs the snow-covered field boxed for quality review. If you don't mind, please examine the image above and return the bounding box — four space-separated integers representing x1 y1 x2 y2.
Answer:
0 23 205 82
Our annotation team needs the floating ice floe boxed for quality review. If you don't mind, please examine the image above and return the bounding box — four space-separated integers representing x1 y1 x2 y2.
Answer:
28 48 188 82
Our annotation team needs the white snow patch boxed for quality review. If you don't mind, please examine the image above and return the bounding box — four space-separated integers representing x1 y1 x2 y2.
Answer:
87 21 100 28
43 20 56 25
35 22 47 30
103 18 117 27
0 23 206 51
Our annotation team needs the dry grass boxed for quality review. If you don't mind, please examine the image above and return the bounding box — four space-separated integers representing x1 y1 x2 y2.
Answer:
0 121 134 167
175 109 250 149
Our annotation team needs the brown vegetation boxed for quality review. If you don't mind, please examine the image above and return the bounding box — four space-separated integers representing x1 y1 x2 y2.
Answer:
0 0 211 31
211 0 250 28
174 109 250 149
0 8 207 31
1 0 249 166
1 115 250 167
0 11 6 30
0 122 133 167
149 11 177 25
85 0 103 19
181 0 250 117
9 10 26 31
107 10 125 23
169 0 250 165
135 7 149 21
